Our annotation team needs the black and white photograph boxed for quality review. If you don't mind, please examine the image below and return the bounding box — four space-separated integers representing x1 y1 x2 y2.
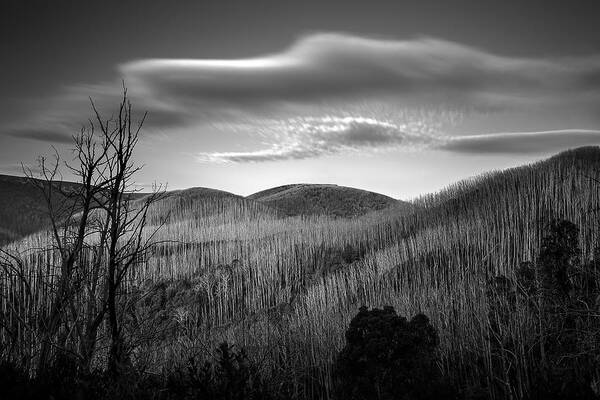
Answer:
1 1 600 399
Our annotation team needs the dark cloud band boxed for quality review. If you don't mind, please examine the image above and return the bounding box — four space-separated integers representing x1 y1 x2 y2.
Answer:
5 128 74 143
440 129 600 154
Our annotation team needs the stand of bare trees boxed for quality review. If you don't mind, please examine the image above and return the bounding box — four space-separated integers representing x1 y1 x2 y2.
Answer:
0 87 166 377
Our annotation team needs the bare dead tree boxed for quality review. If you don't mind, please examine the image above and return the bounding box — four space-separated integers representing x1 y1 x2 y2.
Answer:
0 86 167 376
26 132 109 376
86 89 167 375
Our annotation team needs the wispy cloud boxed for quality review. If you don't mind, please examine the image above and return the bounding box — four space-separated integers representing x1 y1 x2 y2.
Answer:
439 129 600 154
5 127 74 143
121 33 600 113
0 83 187 143
199 122 600 163
197 115 439 163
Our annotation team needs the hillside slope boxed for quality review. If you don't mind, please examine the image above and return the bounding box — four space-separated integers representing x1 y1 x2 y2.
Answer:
0 177 272 245
0 174 84 245
113 146 600 396
248 183 405 217
4 147 600 399
0 175 150 245
148 186 279 225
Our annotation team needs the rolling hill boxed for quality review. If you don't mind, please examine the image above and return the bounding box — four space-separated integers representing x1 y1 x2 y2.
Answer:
248 183 406 217
0 179 409 244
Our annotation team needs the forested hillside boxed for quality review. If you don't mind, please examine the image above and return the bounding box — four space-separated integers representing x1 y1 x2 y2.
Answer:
0 180 403 246
1 147 599 399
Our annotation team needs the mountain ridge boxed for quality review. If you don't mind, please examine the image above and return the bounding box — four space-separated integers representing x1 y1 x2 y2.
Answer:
2 146 599 244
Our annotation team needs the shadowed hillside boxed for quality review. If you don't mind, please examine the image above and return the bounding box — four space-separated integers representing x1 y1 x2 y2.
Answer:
0 175 83 245
0 175 152 245
248 183 405 217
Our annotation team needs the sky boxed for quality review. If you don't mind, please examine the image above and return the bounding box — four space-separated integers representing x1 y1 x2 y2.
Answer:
1 0 600 199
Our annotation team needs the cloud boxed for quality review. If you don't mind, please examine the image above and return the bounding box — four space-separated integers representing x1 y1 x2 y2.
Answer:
199 123 600 162
0 83 188 143
5 32 600 161
5 127 74 143
440 129 600 154
121 33 600 113
124 33 600 160
197 115 436 162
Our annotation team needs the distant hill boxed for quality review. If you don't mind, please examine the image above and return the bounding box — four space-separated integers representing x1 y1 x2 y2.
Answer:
0 174 84 245
3 146 598 245
162 186 245 203
0 178 273 245
248 183 405 217
0 174 145 246
148 186 277 223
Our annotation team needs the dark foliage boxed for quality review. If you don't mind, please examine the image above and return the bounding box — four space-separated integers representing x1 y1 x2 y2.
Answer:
334 306 456 400
516 261 537 298
166 342 272 400
538 219 580 300
0 360 34 399
0 342 275 400
533 220 599 399
487 219 600 400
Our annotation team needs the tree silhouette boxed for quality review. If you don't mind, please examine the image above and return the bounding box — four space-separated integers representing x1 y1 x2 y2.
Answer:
487 219 600 399
335 306 454 400
538 219 580 300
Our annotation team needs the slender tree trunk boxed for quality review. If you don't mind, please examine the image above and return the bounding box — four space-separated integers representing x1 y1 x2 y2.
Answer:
78 310 105 372
107 258 121 375
37 256 72 376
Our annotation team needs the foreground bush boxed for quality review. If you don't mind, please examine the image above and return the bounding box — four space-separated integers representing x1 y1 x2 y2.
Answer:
0 342 275 400
487 219 600 400
334 306 456 400
166 342 272 400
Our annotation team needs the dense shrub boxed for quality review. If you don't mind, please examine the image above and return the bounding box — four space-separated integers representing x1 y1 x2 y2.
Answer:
0 343 275 400
0 361 34 399
334 306 456 400
487 219 600 400
538 219 580 300
166 342 272 400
